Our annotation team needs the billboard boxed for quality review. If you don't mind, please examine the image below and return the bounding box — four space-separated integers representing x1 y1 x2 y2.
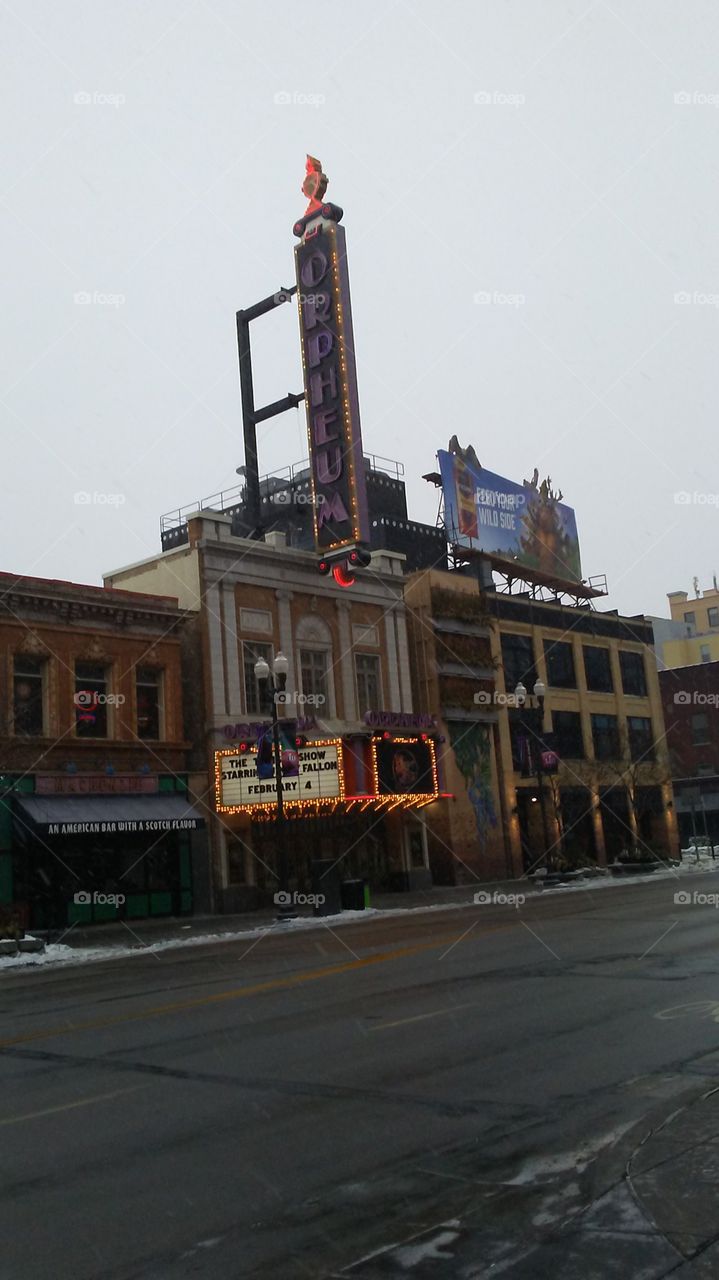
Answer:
216 740 344 811
295 221 370 554
438 449 582 584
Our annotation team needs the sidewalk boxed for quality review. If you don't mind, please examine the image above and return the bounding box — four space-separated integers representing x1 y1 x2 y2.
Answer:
626 1085 719 1274
2 857 714 972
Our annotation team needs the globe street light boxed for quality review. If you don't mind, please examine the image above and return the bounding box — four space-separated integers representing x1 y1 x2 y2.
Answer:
255 652 295 920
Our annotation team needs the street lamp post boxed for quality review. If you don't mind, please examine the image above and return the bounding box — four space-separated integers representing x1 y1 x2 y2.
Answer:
254 651 296 920
515 679 551 872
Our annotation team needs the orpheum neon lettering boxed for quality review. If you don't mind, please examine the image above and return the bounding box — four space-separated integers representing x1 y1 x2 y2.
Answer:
298 246 349 527
295 221 370 551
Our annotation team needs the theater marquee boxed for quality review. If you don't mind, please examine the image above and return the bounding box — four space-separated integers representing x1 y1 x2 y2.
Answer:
215 739 345 813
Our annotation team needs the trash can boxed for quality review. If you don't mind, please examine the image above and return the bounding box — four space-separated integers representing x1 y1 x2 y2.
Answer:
311 860 342 916
340 879 367 911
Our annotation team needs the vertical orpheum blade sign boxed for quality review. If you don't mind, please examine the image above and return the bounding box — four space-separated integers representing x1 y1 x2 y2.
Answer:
294 157 370 586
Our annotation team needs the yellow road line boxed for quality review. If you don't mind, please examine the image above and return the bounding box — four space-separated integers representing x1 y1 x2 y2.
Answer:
0 1084 148 1127
0 922 517 1050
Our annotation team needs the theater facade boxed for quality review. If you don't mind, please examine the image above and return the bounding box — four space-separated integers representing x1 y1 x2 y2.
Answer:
105 514 448 910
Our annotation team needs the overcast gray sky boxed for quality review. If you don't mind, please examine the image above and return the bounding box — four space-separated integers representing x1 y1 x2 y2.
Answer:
2 1 717 617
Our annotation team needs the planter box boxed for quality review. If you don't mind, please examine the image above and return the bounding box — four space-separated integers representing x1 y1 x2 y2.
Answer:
0 939 19 956
18 937 46 953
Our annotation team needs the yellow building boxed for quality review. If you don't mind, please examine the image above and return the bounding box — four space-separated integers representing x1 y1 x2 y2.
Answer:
661 586 719 668
406 568 678 879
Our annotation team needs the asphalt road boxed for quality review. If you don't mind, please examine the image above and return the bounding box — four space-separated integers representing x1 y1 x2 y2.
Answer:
2 874 719 1279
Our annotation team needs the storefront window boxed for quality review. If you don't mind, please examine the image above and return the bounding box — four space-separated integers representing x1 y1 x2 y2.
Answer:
13 655 45 735
243 641 273 715
74 662 109 738
355 653 380 716
136 667 162 739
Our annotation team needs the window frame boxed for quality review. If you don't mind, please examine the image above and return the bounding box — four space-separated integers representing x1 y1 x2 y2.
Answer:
354 652 381 717
74 660 111 739
691 712 710 746
619 649 648 698
242 640 274 716
135 666 164 741
299 647 330 708
12 654 46 737
543 639 577 690
591 712 620 761
627 715 655 762
583 644 613 693
551 709 585 760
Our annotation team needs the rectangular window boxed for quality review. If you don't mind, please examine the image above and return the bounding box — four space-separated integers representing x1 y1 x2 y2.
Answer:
136 667 162 740
619 650 648 697
75 662 108 738
591 713 619 760
708 607 719 628
552 710 584 759
544 639 576 689
243 641 273 716
692 712 710 745
300 649 329 706
627 715 655 762
701 645 711 663
684 611 696 634
13 656 45 736
355 653 381 717
500 633 536 694
583 645 613 693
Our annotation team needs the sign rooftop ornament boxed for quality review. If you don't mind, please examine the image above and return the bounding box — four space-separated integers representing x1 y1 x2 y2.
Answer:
302 155 328 216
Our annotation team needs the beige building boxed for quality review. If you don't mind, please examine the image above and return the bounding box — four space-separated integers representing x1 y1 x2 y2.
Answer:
406 568 678 879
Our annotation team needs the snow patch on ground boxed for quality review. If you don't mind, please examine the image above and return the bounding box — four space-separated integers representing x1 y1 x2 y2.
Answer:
1 862 714 974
